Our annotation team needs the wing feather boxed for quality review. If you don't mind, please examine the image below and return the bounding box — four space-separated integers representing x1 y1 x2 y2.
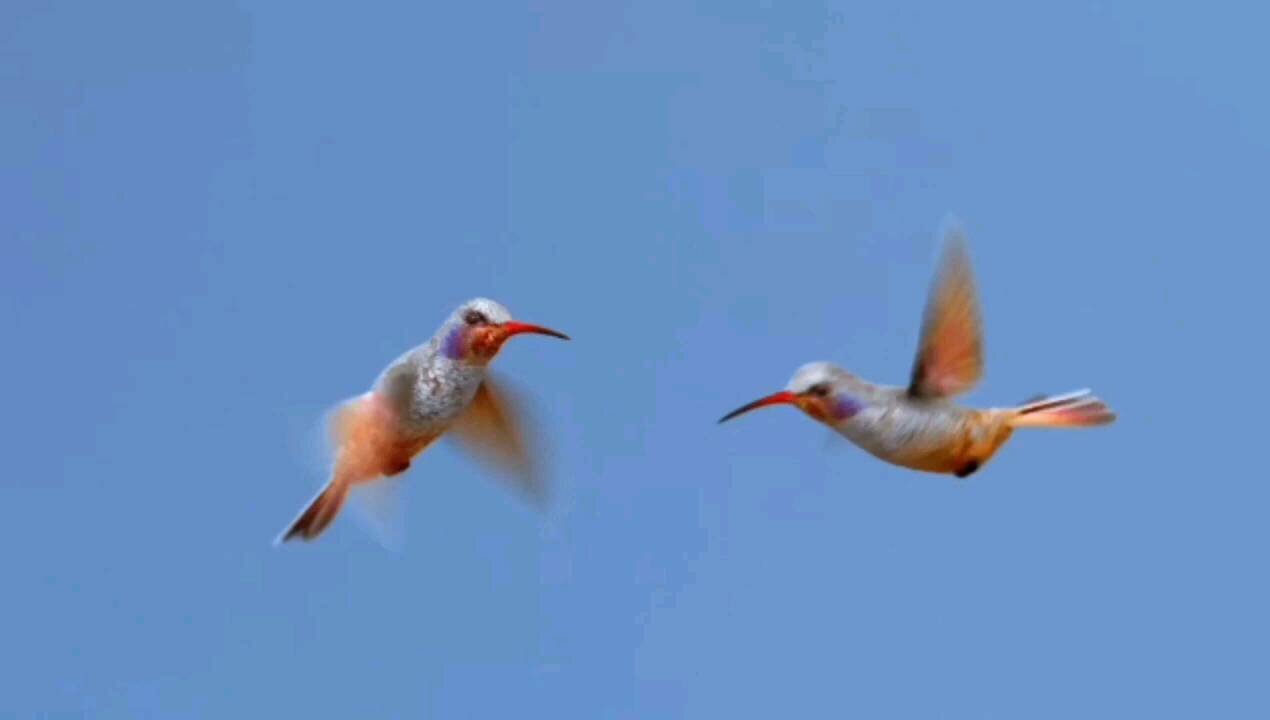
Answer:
448 374 548 507
907 229 984 399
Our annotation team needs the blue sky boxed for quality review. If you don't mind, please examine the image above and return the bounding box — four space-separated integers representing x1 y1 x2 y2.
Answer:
3 1 1266 716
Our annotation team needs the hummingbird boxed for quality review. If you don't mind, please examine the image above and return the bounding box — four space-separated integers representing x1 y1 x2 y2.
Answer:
718 230 1115 478
277 298 569 544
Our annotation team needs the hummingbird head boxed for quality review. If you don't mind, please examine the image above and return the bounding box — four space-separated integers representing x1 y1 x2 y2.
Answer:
718 362 863 425
441 298 569 364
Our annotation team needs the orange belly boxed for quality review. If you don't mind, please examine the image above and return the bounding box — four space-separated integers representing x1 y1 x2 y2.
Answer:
330 393 438 484
885 416 1014 476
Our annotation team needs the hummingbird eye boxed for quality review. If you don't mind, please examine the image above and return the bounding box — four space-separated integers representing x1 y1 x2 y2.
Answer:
807 383 830 397
463 310 489 326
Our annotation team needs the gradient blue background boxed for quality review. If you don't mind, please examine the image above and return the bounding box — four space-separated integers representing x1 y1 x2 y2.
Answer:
4 1 1266 716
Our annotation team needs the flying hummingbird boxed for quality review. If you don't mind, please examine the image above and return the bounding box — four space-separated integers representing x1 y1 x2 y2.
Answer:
718 230 1115 478
277 298 569 544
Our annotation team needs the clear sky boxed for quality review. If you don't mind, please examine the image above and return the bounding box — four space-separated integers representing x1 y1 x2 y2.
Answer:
3 1 1267 717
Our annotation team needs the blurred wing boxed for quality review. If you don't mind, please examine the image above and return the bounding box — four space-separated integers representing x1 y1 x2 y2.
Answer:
348 476 406 552
325 395 362 452
907 229 984 399
448 374 547 507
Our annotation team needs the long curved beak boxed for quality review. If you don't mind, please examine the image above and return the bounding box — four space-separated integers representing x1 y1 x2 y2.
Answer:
500 321 570 341
718 391 799 424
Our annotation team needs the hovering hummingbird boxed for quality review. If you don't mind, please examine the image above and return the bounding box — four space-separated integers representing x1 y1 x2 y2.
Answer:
277 298 569 544
719 230 1115 478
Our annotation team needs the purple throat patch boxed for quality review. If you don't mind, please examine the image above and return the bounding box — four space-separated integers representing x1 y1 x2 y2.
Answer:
831 394 864 420
442 326 466 359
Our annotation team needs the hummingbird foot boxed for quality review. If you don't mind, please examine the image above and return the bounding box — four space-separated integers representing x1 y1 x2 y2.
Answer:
954 459 981 478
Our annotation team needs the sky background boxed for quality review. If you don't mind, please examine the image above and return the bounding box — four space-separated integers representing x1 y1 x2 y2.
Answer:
3 1 1267 717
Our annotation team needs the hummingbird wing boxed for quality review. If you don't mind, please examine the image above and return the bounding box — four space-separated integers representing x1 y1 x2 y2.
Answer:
907 229 984 399
348 476 407 551
448 373 547 507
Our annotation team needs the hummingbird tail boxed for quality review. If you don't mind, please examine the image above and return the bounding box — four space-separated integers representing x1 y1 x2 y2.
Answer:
1008 389 1116 428
275 478 350 544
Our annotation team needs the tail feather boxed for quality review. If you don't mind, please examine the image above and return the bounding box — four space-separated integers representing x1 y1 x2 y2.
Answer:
1009 389 1116 428
275 392 387 546
276 480 350 544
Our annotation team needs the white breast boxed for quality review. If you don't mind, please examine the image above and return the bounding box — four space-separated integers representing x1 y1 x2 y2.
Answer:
406 360 483 432
838 400 965 462
374 341 485 436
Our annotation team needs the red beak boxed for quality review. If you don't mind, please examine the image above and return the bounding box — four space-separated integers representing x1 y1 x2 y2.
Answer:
499 321 570 341
718 391 799 424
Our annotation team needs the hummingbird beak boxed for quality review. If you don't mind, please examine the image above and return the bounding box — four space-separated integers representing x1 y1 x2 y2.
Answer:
717 391 799 424
498 321 570 341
